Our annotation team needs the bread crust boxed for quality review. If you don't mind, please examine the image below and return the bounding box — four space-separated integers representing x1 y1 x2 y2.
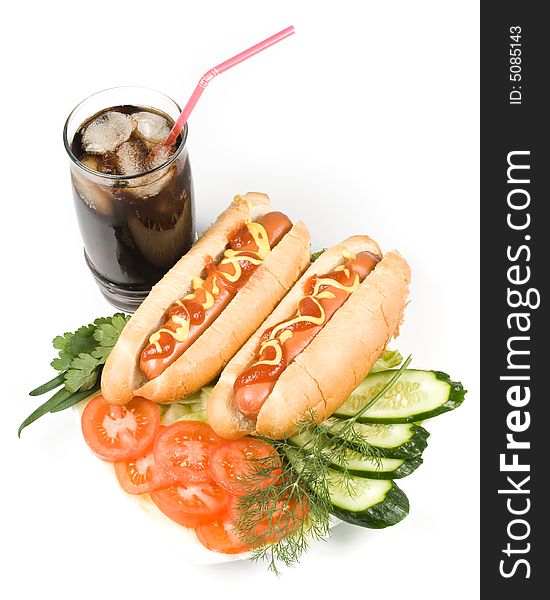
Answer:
207 237 410 440
101 193 311 405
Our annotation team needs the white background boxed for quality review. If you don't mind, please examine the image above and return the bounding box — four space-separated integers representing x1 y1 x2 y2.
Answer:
2 1 479 598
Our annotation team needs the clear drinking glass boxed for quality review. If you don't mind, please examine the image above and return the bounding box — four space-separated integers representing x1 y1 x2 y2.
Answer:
63 86 195 312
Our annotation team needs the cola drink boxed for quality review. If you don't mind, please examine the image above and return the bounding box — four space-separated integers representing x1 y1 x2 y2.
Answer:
64 88 195 312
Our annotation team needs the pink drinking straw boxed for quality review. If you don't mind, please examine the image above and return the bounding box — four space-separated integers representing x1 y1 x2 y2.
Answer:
163 25 295 147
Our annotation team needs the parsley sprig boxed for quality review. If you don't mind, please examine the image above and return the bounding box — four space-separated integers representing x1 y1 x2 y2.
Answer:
19 313 130 436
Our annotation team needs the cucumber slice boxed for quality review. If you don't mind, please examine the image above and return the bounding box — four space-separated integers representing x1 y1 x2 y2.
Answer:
284 449 409 528
328 472 409 528
334 370 466 423
325 419 429 459
288 432 422 479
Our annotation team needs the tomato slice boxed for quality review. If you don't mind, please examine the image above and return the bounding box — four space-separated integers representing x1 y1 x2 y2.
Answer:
196 490 310 554
195 496 249 554
81 395 160 462
153 421 222 482
209 438 281 496
114 428 175 495
253 494 310 544
151 481 228 528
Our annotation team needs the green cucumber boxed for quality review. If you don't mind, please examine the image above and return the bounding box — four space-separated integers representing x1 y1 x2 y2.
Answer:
284 449 409 528
328 472 409 528
334 370 466 423
289 432 421 479
324 419 429 459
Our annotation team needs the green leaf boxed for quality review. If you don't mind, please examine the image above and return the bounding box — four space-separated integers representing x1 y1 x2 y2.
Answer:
94 312 130 331
93 323 119 347
64 353 100 393
90 346 112 364
52 333 72 351
23 313 131 437
50 385 100 413
94 313 130 344
18 387 72 437
48 314 130 374
29 373 66 396
113 312 131 329
66 324 98 356
50 324 97 372
19 386 101 436
92 316 114 326
92 313 130 364
51 351 74 372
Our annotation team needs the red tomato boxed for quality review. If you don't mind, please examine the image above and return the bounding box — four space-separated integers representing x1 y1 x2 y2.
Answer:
195 491 310 554
195 496 249 554
209 438 281 496
114 428 175 494
153 421 222 483
81 395 159 462
253 494 310 544
151 481 229 528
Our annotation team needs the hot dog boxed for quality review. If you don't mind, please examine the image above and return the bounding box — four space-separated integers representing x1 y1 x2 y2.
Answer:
233 250 381 419
101 193 311 405
140 211 292 380
207 236 410 440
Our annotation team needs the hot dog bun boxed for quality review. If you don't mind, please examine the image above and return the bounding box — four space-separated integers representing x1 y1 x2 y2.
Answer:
101 193 311 405
207 236 410 440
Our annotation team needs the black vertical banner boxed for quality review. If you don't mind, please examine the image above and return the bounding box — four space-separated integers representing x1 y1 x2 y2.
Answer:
481 2 548 597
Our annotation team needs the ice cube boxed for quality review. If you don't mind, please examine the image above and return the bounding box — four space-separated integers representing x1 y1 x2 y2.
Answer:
127 198 192 268
79 154 100 171
82 111 134 154
132 167 175 199
71 170 113 216
97 151 118 174
79 152 117 175
116 139 147 176
133 111 171 145
144 144 175 171
124 144 177 198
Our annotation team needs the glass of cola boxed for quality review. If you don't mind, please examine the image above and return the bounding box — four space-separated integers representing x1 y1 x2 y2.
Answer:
64 86 195 312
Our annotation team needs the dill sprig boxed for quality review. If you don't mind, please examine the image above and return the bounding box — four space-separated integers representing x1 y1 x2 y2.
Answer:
234 356 412 573
235 441 332 574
